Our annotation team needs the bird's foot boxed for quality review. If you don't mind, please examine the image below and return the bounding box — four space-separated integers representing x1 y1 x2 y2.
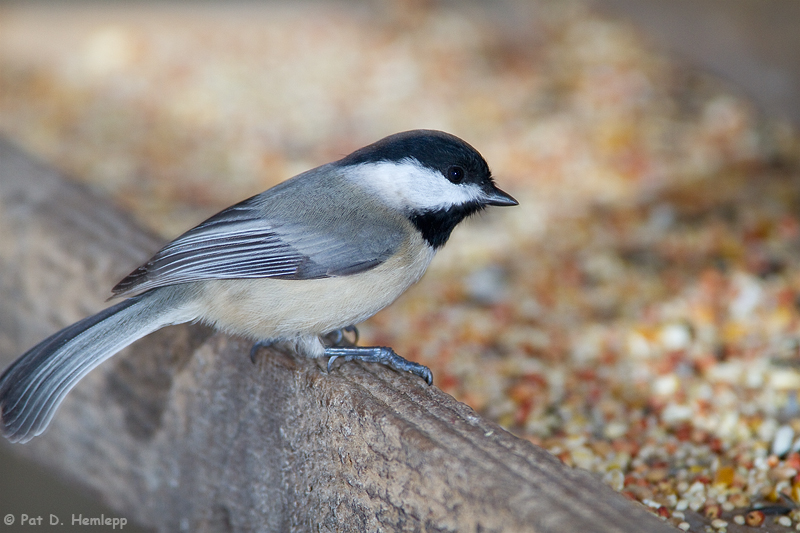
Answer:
325 346 433 385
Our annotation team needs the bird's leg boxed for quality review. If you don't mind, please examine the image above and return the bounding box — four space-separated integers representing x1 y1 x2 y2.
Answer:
326 346 433 385
249 339 275 364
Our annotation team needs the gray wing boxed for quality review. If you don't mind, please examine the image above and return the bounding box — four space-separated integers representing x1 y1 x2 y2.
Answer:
112 171 406 297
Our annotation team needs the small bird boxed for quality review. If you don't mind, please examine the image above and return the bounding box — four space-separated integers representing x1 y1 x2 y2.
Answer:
0 129 517 443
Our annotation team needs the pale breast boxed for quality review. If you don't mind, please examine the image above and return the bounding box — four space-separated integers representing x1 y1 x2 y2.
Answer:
192 233 435 341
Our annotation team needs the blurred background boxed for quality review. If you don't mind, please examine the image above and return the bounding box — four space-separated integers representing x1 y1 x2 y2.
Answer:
0 1 798 531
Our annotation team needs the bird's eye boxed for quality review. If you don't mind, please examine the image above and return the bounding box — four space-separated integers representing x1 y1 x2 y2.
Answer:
446 166 465 184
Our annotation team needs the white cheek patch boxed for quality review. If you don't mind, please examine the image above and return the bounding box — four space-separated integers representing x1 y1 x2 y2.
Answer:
350 160 484 212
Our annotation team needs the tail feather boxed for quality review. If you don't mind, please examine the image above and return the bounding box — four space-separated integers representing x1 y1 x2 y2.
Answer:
0 290 185 443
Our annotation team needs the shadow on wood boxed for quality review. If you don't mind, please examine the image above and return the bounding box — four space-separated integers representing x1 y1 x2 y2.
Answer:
0 138 674 532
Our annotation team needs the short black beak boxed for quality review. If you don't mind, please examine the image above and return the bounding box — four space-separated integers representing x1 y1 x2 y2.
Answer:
483 186 518 207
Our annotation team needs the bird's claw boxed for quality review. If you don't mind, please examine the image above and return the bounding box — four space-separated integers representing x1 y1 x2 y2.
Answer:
324 325 360 347
249 340 274 364
326 355 340 373
342 325 359 344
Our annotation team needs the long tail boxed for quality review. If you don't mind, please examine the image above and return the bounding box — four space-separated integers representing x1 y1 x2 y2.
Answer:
0 289 189 443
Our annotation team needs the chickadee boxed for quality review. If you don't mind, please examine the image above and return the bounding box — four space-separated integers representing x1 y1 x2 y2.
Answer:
0 129 517 443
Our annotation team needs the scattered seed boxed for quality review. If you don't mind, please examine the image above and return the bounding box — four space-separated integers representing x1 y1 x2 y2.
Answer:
746 510 765 527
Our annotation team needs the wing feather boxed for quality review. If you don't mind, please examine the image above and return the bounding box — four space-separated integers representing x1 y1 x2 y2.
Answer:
112 177 406 297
